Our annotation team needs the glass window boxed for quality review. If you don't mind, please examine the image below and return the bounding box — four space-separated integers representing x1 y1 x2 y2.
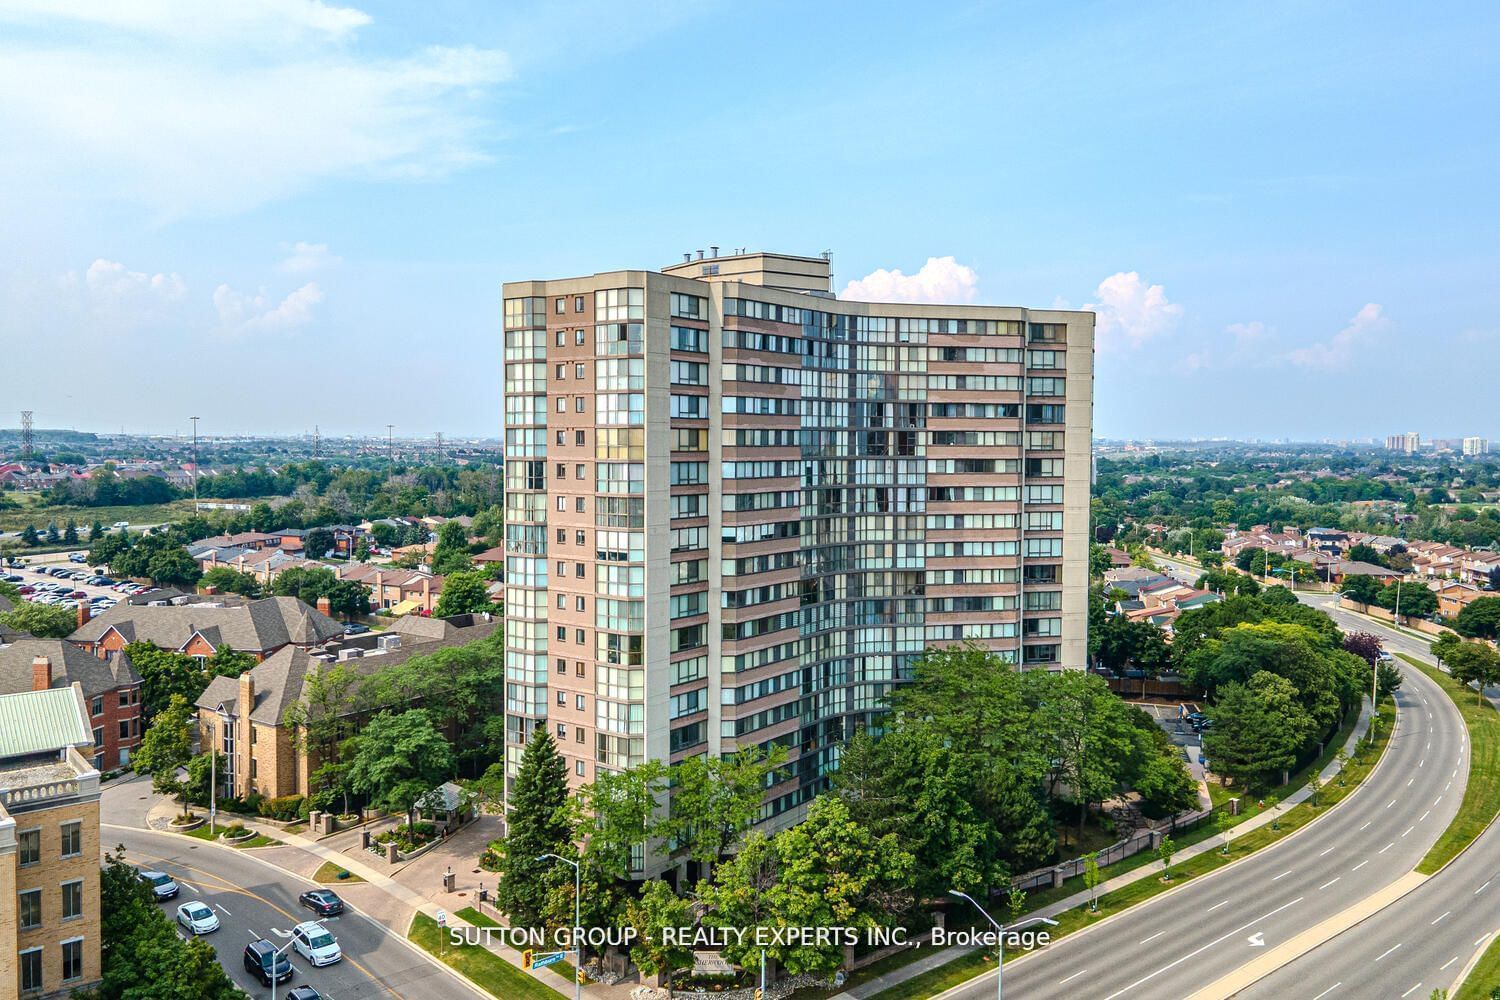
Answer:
60 821 81 858
20 949 42 993
19 828 40 865
62 939 83 982
62 880 83 920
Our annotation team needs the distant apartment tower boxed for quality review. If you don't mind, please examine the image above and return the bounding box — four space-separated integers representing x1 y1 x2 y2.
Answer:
1463 437 1489 456
501 250 1093 833
1384 432 1421 454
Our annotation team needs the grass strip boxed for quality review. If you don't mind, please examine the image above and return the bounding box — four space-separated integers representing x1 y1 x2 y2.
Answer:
178 823 277 848
1398 655 1500 874
312 860 364 883
410 912 564 1000
1453 928 1500 1000
454 906 579 980
871 701 1394 999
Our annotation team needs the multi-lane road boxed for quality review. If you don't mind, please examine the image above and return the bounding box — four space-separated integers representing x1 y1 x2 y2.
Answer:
945 558 1474 1000
106 825 481 999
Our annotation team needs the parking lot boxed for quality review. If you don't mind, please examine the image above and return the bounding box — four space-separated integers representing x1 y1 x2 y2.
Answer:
2 558 160 617
1134 701 1210 782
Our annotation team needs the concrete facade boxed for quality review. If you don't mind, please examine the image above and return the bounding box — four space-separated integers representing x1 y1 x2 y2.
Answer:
501 250 1093 842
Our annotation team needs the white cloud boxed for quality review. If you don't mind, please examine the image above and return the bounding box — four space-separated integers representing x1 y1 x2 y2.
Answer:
213 281 324 333
0 3 510 217
841 256 979 304
1084 271 1183 350
279 241 341 273
1284 303 1386 370
82 258 187 303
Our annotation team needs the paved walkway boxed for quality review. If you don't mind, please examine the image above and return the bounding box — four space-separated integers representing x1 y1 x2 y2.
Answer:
831 697 1375 999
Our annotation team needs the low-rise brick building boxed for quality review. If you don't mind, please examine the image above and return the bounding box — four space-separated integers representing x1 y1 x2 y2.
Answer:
0 639 141 772
68 596 342 662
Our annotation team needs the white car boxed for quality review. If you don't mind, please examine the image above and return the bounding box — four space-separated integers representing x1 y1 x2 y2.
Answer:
291 921 341 966
176 900 220 935
113 521 130 529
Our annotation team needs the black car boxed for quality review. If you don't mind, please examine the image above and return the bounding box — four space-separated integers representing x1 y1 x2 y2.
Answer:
299 889 345 916
243 940 294 986
287 988 324 1000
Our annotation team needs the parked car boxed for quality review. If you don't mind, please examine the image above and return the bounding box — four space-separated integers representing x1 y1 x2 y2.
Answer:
136 869 179 900
175 900 220 935
286 988 325 1000
113 521 130 529
341 623 370 635
298 889 345 917
291 921 342 966
69 553 87 563
243 940 294 987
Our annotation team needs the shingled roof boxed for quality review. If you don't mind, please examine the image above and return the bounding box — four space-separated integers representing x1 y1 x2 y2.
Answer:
69 596 342 653
197 616 500 726
0 638 142 699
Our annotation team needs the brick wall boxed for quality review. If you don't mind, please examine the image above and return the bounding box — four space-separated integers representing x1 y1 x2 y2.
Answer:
9 798 102 996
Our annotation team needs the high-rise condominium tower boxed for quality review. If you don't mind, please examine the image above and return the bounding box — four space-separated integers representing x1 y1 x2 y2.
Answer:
502 250 1093 843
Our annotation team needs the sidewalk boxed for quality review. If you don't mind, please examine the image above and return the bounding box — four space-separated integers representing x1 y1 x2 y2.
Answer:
831 697 1375 999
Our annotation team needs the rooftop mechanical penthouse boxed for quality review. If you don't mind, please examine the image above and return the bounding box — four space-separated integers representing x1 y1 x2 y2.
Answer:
502 250 1093 849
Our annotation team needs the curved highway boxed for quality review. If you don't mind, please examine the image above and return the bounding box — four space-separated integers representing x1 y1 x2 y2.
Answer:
1235 595 1499 1000
943 567 1469 1000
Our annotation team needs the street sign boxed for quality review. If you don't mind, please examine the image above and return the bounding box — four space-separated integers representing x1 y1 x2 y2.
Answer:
532 950 566 969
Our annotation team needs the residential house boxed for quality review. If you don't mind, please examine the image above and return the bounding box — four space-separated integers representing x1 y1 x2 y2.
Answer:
1433 581 1484 619
195 613 499 799
0 685 102 997
1328 560 1404 585
68 596 342 663
0 635 141 772
338 565 444 614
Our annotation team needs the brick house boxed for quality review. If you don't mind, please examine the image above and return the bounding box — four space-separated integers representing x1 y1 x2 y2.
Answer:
0 638 142 773
68 596 343 663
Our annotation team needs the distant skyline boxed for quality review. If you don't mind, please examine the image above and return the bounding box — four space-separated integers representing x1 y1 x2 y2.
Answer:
2 1 1496 440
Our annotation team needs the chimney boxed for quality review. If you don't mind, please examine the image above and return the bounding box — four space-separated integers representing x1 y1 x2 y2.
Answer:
31 655 52 691
696 249 704 260
238 671 254 716
316 596 332 616
710 245 719 258
77 602 91 629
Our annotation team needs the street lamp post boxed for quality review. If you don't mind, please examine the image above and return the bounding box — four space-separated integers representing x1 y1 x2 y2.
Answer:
949 890 1006 1000
540 853 582 1000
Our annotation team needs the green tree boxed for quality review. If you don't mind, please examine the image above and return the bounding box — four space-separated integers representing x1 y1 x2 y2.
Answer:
492 726 572 930
1083 852 1101 911
94 846 243 1000
623 879 694 982
1027 669 1139 838
1157 835 1176 880
45 521 60 544
88 519 104 542
0 600 77 638
1375 580 1437 619
1377 661 1403 701
344 709 454 830
365 634 504 771
1454 596 1500 639
304 526 335 559
134 694 195 813
63 519 79 545
1341 574 1382 605
145 545 202 588
199 565 261 597
666 746 785 875
1446 640 1500 705
432 520 473 575
433 569 493 617
19 524 39 546
1202 672 1314 787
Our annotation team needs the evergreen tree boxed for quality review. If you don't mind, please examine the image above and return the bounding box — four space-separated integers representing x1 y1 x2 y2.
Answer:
89 519 104 542
63 519 78 545
494 726 571 929
19 524 38 546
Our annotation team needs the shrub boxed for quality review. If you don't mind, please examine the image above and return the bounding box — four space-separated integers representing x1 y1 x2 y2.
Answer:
259 794 305 821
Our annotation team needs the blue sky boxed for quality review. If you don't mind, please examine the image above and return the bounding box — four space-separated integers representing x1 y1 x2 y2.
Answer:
1 0 1496 441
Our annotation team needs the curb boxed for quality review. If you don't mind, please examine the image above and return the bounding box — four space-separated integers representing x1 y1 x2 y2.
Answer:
922 694 1397 1000
1448 925 1498 998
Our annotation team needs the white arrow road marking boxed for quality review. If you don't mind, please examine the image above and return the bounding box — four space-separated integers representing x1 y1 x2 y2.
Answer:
1248 932 1265 947
1099 897 1304 1000
1376 943 1402 962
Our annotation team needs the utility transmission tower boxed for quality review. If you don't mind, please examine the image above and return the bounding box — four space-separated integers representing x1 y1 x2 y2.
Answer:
20 410 33 461
190 416 200 507
387 424 395 465
312 424 320 460
435 431 443 463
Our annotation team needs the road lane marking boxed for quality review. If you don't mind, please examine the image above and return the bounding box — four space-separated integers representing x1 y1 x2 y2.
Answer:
1401 826 1414 837
1207 899 1230 912
1359 821 1371 831
1318 878 1340 890
1140 932 1164 944
1059 969 1089 984
1318 847 1334 857
1419 758 1425 767
1387 799 1397 808
1099 897 1305 1000
1352 860 1369 871
1440 956 1459 971
1434 795 1443 805
1400 984 1422 998
1406 778 1414 787
1379 843 1395 854
1431 911 1450 925
1310 985 1341 1000
1272 870 1292 881
1476 933 1491 947
216 903 231 916
1477 880 1492 895
1420 810 1430 822
181 881 198 893
1375 943 1402 962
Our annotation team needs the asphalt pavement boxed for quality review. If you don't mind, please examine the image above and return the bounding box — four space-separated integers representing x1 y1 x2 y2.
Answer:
941 561 1470 1000
105 826 483 1000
